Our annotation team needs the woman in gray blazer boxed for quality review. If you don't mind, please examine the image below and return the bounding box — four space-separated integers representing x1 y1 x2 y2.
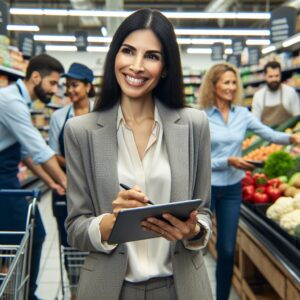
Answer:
64 8 213 300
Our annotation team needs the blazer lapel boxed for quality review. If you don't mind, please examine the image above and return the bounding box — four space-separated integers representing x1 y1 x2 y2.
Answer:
156 101 189 202
89 104 120 212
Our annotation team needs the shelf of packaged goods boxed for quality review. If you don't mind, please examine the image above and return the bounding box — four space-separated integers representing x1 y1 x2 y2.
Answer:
0 65 25 78
242 79 265 87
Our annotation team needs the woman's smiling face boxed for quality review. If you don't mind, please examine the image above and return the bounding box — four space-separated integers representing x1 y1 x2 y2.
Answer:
114 29 164 101
214 70 237 103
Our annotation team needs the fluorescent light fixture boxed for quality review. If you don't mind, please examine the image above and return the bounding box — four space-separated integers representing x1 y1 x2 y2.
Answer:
187 48 212 54
87 46 109 52
261 45 276 54
175 29 270 36
100 26 108 37
69 10 130 17
7 24 40 32
88 36 112 43
34 35 76 42
10 8 270 20
246 39 270 46
45 45 77 52
177 38 231 45
43 9 69 16
282 33 300 48
187 48 232 54
164 12 270 19
10 8 43 15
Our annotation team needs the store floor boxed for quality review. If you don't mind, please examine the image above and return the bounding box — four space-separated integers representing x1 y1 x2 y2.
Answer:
36 191 240 300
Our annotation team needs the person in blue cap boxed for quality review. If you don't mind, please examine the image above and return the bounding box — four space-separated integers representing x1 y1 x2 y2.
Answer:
49 62 95 300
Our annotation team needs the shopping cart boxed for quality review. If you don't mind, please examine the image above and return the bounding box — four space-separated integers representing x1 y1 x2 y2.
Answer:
53 200 88 299
0 189 40 300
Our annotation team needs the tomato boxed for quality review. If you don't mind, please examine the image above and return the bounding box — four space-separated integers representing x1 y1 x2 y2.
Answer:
253 191 270 203
268 178 281 188
266 186 282 202
253 173 268 187
242 185 255 202
241 175 255 187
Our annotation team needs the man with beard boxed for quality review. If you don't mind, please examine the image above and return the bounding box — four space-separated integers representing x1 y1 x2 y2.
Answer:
0 53 66 300
252 61 300 126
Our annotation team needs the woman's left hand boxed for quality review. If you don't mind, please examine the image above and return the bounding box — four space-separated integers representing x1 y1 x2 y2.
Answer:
290 133 300 145
141 210 200 241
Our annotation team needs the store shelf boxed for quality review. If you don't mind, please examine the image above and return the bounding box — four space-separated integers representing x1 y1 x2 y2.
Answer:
0 65 25 78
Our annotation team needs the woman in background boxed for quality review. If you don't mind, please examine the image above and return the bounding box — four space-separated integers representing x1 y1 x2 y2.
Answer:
49 62 95 300
64 8 213 300
198 62 300 300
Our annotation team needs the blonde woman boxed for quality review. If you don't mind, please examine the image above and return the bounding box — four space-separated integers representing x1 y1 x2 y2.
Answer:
198 62 300 300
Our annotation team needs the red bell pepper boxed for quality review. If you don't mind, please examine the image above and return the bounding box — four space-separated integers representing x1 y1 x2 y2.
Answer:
253 173 268 187
242 185 255 202
266 186 282 202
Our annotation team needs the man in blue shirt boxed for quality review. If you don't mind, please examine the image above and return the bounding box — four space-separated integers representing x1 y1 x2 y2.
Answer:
0 54 66 300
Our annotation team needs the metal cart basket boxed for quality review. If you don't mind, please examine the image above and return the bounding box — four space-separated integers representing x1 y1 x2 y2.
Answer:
53 200 88 299
0 189 40 300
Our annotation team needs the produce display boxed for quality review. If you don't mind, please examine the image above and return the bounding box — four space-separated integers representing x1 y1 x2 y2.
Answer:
243 143 282 161
242 146 300 238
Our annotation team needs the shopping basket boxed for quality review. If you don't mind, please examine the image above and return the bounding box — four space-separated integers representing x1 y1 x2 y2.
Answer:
0 189 40 300
53 200 88 299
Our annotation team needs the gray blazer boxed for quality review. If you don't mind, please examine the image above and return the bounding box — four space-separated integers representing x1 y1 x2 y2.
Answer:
64 100 213 300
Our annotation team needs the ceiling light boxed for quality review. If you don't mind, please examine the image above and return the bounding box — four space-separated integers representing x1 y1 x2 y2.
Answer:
175 29 270 36
261 45 276 54
177 38 232 45
10 8 43 15
282 32 300 48
187 48 212 54
87 46 109 52
7 25 40 32
9 8 270 20
88 36 112 43
34 35 76 42
187 48 232 54
100 26 108 37
45 45 77 52
246 39 270 46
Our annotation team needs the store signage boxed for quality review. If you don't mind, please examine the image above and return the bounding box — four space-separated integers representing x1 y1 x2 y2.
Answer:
211 43 224 61
34 42 45 56
232 38 245 55
0 0 8 36
227 54 241 67
248 47 261 66
18 33 35 58
75 31 88 52
270 7 297 44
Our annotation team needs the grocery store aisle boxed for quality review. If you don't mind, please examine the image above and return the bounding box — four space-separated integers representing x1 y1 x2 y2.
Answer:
36 191 240 300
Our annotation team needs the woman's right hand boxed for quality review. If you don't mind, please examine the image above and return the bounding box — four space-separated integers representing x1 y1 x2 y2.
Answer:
100 186 149 241
228 156 255 171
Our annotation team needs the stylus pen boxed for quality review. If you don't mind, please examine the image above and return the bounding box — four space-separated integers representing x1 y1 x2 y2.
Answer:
119 183 155 205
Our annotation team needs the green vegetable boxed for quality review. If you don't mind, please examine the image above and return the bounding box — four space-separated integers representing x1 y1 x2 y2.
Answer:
277 175 288 183
289 172 300 186
295 223 300 239
263 151 295 179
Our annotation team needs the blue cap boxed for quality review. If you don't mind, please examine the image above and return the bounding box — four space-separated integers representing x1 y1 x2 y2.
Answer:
62 63 94 83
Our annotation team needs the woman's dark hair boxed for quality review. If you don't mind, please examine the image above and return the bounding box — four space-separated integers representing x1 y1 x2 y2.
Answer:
94 8 184 111
87 83 96 98
25 54 64 80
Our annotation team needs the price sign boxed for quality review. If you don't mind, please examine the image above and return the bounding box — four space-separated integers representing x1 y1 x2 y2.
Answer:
75 31 88 52
0 0 8 36
18 33 35 58
211 43 224 61
232 38 245 55
227 54 241 67
248 47 261 66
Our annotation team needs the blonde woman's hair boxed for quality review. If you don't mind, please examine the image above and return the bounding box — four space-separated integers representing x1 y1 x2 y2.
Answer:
198 62 243 109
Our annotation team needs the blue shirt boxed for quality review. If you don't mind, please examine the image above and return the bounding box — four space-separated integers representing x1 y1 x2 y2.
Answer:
205 105 291 186
0 79 54 163
49 100 94 155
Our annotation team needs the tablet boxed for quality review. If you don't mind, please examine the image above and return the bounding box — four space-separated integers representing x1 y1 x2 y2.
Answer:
245 159 264 168
107 199 203 244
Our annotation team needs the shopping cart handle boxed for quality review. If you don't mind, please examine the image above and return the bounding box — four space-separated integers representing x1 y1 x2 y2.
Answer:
0 189 41 200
